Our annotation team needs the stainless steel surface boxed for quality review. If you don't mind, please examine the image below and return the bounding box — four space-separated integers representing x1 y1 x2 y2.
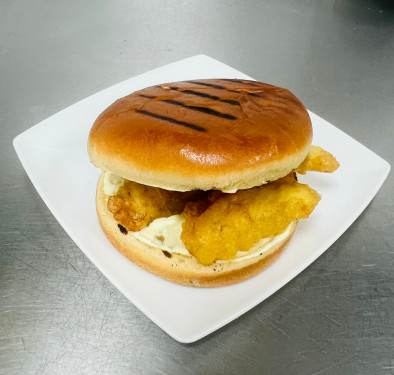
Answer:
1 1 393 374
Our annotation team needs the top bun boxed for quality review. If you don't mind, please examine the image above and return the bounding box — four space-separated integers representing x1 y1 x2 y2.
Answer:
88 79 312 192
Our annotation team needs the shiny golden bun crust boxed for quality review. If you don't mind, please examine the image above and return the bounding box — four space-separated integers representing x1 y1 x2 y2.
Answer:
96 173 296 287
88 79 312 192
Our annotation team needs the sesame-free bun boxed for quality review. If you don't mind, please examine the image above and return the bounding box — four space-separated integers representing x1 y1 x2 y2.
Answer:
96 173 297 287
88 79 312 192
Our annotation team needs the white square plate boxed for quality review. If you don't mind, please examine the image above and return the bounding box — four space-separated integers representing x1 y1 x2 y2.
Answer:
14 55 390 343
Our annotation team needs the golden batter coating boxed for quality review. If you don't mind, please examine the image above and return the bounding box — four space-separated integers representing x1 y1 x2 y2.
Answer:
106 145 338 264
107 180 205 231
295 146 339 174
181 174 321 265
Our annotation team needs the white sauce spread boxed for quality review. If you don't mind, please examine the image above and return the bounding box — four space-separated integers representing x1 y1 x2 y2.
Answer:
103 172 294 263
133 214 190 256
134 215 295 263
103 172 124 196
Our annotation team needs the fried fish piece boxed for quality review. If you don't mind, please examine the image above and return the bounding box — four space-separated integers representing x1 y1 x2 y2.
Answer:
109 144 338 262
181 174 321 265
295 145 339 174
107 180 205 232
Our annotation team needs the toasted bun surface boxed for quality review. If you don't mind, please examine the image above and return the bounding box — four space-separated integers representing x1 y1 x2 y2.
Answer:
88 79 312 192
96 173 297 287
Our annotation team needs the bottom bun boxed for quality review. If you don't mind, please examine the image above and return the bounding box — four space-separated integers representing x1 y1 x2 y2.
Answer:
96 173 297 287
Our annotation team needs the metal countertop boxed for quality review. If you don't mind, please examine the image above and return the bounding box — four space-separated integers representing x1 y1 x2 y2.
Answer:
1 1 393 374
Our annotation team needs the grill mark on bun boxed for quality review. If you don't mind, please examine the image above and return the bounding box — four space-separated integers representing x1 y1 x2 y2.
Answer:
186 80 227 90
162 99 237 120
179 89 240 106
136 109 207 132
219 79 261 87
155 86 241 106
139 94 156 99
140 91 239 116
219 98 240 106
185 80 250 94
185 80 263 97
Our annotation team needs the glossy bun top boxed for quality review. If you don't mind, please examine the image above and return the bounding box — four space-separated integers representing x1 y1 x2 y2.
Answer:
88 79 312 191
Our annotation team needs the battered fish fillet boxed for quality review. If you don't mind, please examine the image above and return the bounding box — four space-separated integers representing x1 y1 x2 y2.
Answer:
181 174 321 265
107 180 205 231
107 145 338 263
295 146 339 174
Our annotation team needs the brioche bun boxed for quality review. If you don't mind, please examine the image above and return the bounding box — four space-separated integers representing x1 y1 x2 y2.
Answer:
88 79 312 192
96 173 297 287
89 79 312 287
